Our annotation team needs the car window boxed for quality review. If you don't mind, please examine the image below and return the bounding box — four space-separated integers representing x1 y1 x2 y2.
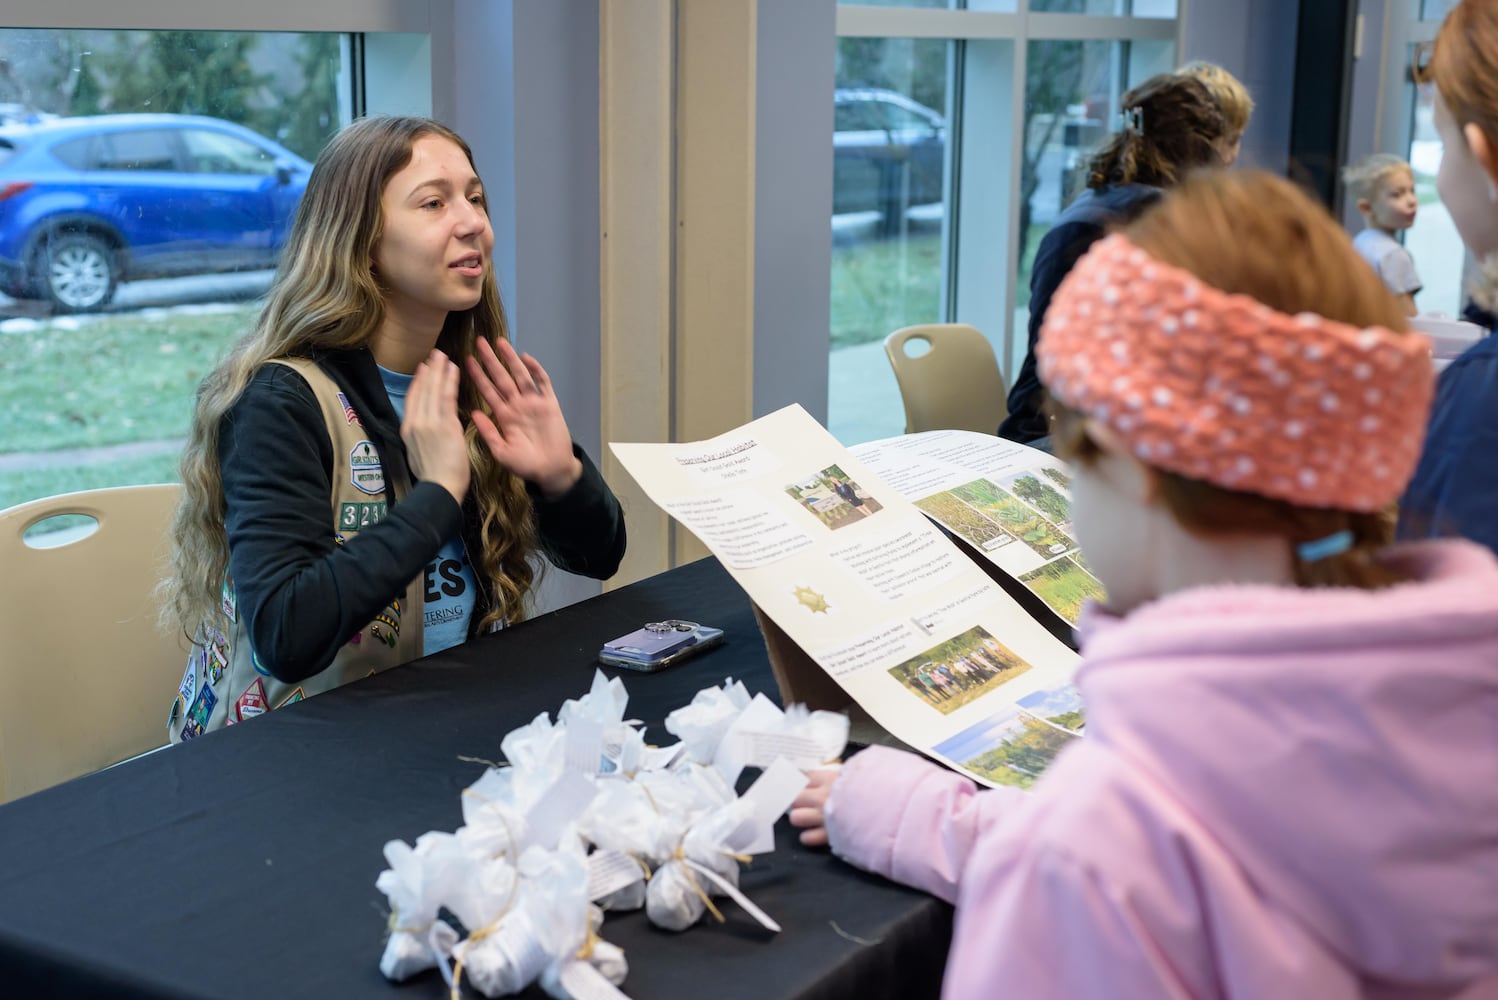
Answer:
181 129 278 176
835 101 885 133
93 130 182 172
882 105 939 132
51 136 92 170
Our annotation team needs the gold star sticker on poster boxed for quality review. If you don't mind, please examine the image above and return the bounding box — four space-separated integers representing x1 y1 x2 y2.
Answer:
793 585 830 614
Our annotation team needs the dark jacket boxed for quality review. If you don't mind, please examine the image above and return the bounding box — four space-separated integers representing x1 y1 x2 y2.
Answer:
1397 332 1498 556
999 184 1163 443
220 347 626 683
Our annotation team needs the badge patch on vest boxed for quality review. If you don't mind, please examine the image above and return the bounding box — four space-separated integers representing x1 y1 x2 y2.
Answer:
233 679 268 724
177 658 197 705
221 575 237 622
371 598 401 648
206 628 229 686
349 440 385 495
180 684 218 741
339 501 387 530
337 392 363 427
276 687 306 709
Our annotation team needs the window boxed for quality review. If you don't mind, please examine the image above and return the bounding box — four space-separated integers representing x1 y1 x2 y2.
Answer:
828 4 1176 445
1367 5 1467 320
0 26 351 521
1405 72 1463 317
838 1 958 8
830 37 952 444
93 129 182 171
182 129 279 176
1015 38 1172 362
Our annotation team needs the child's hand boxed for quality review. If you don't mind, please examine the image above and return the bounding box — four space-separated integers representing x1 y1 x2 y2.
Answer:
788 767 841 848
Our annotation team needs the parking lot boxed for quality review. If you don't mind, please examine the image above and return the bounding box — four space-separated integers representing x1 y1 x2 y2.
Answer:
0 268 274 320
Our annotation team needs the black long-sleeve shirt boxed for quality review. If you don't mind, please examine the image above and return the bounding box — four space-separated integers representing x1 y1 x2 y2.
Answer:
999 184 1162 444
219 348 626 683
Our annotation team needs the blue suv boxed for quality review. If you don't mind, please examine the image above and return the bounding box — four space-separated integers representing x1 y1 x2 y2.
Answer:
0 114 311 312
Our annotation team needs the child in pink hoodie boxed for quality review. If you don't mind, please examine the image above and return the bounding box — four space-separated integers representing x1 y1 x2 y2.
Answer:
790 170 1498 999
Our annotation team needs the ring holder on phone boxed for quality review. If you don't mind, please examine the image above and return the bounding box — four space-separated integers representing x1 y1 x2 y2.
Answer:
600 620 725 672
644 620 699 634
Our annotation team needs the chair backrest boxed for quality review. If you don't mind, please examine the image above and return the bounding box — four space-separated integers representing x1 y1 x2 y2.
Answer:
883 323 1009 434
0 484 187 802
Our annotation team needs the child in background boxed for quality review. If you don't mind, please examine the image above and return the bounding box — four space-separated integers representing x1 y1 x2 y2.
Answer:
1177 60 1254 165
1398 0 1498 556
791 171 1498 998
1344 153 1422 315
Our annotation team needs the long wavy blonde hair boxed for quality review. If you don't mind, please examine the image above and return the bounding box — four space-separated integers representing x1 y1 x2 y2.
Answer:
162 116 538 644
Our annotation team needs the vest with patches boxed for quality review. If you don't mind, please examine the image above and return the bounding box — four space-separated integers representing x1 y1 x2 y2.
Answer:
168 358 426 742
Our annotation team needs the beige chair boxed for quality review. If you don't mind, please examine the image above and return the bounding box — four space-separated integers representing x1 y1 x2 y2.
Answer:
0 484 187 802
883 323 1009 434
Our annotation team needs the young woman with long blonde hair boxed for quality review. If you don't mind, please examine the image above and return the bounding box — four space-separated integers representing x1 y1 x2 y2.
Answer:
161 116 624 739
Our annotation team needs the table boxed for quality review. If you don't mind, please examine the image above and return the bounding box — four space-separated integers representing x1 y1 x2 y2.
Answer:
0 558 952 999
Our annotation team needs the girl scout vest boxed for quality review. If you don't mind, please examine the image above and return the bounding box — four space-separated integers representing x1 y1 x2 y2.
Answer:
168 357 426 743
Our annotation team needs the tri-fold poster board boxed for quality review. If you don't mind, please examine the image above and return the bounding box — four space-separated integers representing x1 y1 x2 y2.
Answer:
612 405 1106 790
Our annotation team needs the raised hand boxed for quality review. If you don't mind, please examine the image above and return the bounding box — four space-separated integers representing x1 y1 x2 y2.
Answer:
465 337 582 498
401 350 472 505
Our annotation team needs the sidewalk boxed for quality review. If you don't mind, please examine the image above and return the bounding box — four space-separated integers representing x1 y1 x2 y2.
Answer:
827 338 907 446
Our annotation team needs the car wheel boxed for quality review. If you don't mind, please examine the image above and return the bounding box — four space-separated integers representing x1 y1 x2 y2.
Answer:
39 233 118 312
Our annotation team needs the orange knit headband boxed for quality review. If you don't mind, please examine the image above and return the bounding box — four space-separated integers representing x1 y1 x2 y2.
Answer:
1036 234 1434 512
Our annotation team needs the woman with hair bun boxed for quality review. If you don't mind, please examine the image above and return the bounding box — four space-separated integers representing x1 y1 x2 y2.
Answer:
999 72 1229 447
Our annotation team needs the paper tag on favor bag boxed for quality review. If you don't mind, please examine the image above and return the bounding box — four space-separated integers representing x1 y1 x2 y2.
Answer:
684 859 781 932
558 960 632 1000
587 849 645 901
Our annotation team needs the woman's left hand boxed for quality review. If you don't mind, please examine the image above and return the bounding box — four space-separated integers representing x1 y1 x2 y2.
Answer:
465 337 583 498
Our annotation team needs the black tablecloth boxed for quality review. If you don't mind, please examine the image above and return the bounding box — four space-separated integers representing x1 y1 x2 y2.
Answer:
0 557 951 999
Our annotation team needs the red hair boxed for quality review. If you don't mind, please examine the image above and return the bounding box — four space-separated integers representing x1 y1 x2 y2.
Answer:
1046 171 1411 590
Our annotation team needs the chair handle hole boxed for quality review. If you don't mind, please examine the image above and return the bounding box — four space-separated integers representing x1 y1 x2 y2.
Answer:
23 514 100 549
901 336 933 359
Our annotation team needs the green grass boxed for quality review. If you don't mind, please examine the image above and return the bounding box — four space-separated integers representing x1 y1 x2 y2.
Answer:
1015 223 1049 311
0 305 255 454
0 449 183 514
828 224 1049 349
0 305 251 510
1018 556 1105 625
830 233 942 349
1415 171 1440 206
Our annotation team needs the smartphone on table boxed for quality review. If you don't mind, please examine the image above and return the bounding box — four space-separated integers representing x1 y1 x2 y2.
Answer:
598 619 725 672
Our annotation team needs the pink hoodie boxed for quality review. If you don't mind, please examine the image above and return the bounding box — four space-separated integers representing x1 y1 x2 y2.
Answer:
827 540 1498 999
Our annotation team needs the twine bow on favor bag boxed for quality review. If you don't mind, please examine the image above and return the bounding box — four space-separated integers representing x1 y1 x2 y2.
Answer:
430 875 529 1000
672 840 726 925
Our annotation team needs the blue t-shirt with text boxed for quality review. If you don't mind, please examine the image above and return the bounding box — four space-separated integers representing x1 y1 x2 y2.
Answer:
378 364 478 655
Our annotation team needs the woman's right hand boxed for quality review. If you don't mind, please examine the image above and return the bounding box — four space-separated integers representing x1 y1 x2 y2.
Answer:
788 767 842 848
401 350 471 505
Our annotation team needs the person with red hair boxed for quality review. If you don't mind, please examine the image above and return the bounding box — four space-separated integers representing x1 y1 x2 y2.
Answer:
792 171 1498 998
